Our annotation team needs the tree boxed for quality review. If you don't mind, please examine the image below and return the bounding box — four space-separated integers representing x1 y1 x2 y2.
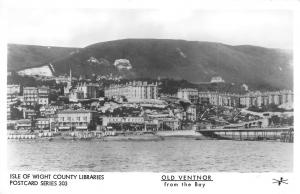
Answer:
179 101 191 111
270 115 280 126
10 107 23 120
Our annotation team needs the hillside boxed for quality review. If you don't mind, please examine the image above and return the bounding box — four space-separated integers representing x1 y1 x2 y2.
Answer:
7 44 80 71
8 39 293 90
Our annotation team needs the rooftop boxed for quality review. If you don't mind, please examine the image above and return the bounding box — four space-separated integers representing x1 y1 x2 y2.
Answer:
58 109 96 114
178 88 198 92
107 81 158 88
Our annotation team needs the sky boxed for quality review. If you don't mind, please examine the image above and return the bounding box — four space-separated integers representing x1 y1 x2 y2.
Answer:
6 9 293 49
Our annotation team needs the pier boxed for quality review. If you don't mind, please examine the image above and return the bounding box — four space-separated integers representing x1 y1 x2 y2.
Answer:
196 127 293 142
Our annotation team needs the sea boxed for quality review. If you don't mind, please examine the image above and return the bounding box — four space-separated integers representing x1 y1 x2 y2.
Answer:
7 138 293 172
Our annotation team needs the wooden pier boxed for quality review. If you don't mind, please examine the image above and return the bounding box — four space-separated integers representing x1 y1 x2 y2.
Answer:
196 127 293 143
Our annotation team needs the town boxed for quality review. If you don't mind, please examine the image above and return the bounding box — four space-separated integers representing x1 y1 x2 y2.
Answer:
7 70 294 141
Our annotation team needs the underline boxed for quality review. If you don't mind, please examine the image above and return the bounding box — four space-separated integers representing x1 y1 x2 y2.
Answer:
161 180 213 182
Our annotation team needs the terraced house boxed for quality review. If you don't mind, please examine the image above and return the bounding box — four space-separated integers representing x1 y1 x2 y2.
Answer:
181 88 293 108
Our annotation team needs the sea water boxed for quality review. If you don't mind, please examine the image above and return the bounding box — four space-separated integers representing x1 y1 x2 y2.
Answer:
7 139 293 172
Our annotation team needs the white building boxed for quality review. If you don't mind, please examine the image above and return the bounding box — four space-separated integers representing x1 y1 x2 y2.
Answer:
7 84 20 95
40 105 63 118
35 118 51 130
186 105 197 121
56 109 96 131
210 76 225 83
102 117 144 127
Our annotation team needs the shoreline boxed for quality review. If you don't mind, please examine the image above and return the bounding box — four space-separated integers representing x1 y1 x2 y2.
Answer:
7 129 292 142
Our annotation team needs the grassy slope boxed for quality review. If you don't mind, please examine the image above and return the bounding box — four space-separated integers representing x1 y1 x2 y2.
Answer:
53 39 293 89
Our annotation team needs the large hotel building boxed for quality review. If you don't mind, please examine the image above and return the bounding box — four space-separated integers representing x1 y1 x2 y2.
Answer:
105 81 158 102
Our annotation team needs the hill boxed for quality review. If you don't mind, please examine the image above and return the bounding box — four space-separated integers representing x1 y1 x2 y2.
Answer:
8 39 293 90
7 44 80 71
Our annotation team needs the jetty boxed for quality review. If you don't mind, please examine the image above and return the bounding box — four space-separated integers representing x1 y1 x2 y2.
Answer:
196 127 294 142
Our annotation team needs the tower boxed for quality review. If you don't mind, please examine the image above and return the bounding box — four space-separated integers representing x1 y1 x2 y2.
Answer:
67 66 72 87
69 67 72 83
64 66 72 95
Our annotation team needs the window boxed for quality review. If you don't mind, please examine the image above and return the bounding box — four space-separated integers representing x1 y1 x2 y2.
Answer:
83 116 87 121
67 117 71 121
77 117 80 121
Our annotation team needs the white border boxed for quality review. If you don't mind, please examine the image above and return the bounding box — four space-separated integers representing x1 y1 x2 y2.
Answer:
0 0 299 194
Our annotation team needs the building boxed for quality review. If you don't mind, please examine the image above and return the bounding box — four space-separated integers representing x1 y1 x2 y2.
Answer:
38 86 50 105
7 120 17 130
55 76 70 84
23 86 50 106
102 117 144 127
198 90 294 108
86 83 99 98
23 109 37 119
7 105 11 120
186 105 197 121
66 82 99 101
239 90 293 108
56 109 96 131
55 75 76 84
199 91 220 105
7 84 20 95
198 93 210 104
35 118 51 130
177 88 199 104
156 117 180 131
173 108 187 121
7 85 21 120
16 119 32 130
7 93 19 104
23 87 38 106
146 114 180 131
101 115 180 131
77 82 99 99
105 81 158 102
76 83 88 98
40 105 63 118
210 76 225 83
69 90 84 102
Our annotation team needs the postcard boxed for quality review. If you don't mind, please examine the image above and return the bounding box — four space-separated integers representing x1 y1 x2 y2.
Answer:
0 0 298 194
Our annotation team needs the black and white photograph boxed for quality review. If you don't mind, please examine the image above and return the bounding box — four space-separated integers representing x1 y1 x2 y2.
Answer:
0 0 298 193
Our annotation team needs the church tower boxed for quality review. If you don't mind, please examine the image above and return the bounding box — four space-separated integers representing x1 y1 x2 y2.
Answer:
64 66 72 95
69 67 72 83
